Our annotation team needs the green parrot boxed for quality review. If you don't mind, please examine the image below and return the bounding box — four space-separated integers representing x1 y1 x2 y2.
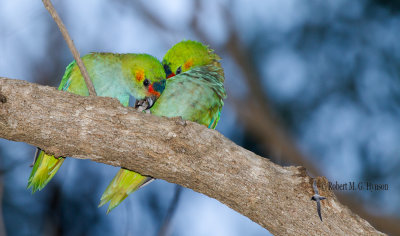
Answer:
27 53 166 193
99 40 226 213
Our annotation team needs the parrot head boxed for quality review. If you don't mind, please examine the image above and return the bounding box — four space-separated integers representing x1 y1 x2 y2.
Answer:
121 54 166 108
162 40 221 78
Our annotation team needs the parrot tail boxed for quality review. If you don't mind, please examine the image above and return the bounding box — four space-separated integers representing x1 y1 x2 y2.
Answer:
27 148 65 193
99 169 152 214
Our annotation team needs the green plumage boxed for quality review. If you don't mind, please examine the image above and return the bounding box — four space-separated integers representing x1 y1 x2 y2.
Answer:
28 150 65 193
99 40 226 213
99 169 151 214
28 53 166 193
162 40 222 75
151 64 225 128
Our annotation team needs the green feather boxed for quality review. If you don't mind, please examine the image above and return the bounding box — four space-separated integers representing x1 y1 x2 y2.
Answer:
99 40 226 213
99 169 151 214
27 150 64 193
162 40 222 76
28 53 165 193
151 64 226 128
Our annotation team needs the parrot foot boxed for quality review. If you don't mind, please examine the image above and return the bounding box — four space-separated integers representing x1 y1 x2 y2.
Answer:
175 117 187 126
135 96 156 112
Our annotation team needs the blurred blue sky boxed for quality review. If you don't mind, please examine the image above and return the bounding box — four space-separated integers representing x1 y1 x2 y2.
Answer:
1 0 400 235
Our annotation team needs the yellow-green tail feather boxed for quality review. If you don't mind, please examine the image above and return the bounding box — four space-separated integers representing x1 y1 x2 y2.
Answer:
27 149 65 193
99 169 151 214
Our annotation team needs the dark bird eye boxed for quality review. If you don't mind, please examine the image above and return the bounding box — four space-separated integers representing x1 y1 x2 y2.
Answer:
143 79 150 87
176 66 182 75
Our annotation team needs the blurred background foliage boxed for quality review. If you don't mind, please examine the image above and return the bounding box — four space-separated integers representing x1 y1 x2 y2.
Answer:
0 0 399 235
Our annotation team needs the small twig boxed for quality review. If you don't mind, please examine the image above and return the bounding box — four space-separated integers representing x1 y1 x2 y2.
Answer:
158 185 183 236
41 0 96 96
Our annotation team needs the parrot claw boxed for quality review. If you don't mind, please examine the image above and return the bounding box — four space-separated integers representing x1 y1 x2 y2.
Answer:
134 96 156 112
175 117 187 126
135 98 148 112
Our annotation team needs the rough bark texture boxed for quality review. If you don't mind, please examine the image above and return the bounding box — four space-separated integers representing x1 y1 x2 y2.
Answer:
0 78 383 236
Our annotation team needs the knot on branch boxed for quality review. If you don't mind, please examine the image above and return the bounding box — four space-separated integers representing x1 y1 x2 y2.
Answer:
0 93 6 103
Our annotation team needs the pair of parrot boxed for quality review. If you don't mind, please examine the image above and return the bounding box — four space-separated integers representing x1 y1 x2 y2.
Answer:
27 40 226 213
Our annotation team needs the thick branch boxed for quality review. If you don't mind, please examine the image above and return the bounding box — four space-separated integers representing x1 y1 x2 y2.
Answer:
0 78 383 236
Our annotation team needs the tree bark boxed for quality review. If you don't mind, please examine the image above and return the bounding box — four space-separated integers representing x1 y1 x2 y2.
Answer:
0 78 383 236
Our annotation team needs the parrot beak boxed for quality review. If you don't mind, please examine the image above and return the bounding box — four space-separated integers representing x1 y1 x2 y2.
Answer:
135 79 165 111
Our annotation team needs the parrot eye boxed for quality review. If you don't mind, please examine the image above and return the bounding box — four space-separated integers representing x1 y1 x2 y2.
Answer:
143 78 150 87
176 66 182 75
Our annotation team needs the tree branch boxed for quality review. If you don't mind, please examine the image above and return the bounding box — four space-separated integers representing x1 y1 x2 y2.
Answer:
41 0 97 96
188 4 399 233
0 78 383 236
